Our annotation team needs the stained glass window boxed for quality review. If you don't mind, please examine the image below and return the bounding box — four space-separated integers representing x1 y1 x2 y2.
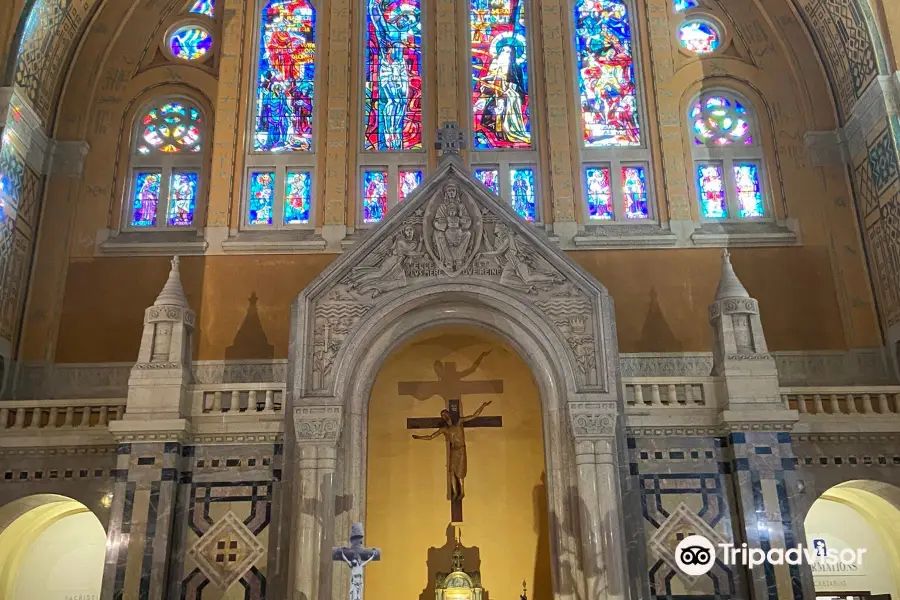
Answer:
691 95 752 146
138 103 202 154
585 167 612 220
167 172 198 226
734 163 764 218
363 170 389 223
509 167 536 221
189 0 215 17
474 168 500 194
470 0 531 149
678 20 719 54
622 165 648 219
575 0 640 147
254 0 316 152
364 0 423 151
697 164 726 219
131 172 162 227
248 171 276 225
285 171 312 224
169 26 213 61
398 170 422 201
673 0 698 11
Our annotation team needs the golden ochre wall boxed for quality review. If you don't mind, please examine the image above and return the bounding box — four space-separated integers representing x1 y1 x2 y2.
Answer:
41 245 861 363
365 328 552 600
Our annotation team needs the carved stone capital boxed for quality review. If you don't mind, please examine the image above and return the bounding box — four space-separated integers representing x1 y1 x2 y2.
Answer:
293 405 343 445
567 401 617 439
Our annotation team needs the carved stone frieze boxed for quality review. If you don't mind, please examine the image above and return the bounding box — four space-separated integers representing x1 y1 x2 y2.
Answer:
568 402 618 438
309 170 604 391
293 406 343 444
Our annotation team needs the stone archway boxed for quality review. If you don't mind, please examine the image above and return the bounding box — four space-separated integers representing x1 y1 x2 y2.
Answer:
282 157 633 600
804 480 900 599
0 494 106 600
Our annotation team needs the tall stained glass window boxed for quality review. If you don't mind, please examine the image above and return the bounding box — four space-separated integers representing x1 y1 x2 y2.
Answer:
168 172 198 226
284 171 312 224
248 171 276 225
585 167 612 220
470 0 531 149
697 164 726 219
131 172 162 227
690 91 767 220
509 167 536 221
254 0 316 152
621 165 648 219
574 0 640 147
364 0 423 151
363 169 389 223
128 100 204 230
189 0 215 17
398 170 422 201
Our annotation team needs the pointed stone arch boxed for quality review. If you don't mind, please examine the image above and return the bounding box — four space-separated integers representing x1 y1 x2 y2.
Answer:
283 157 635 600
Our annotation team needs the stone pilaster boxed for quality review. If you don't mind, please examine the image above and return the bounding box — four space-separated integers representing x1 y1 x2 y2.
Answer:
101 440 189 600
290 405 343 600
568 401 629 600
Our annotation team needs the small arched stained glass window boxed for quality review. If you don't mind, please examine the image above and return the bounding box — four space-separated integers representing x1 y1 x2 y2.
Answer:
138 103 202 154
678 20 720 54
168 25 213 60
691 95 752 147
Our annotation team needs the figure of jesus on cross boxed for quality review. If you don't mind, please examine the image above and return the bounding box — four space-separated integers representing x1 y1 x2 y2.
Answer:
402 350 504 522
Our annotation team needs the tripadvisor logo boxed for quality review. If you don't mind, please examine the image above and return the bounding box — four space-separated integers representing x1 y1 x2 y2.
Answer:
674 535 867 576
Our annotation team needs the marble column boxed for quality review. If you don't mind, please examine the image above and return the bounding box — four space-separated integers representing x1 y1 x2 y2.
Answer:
569 402 628 600
290 406 343 600
101 438 188 600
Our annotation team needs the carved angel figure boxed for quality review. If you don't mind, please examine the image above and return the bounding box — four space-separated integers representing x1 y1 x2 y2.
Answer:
432 184 473 270
346 225 423 297
482 223 563 293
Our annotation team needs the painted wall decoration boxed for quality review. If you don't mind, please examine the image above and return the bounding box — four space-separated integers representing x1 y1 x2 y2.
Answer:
254 0 317 152
574 0 640 147
363 0 424 151
470 0 532 149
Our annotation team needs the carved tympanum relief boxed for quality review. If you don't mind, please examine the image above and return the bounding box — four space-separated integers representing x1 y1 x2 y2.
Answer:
310 175 603 391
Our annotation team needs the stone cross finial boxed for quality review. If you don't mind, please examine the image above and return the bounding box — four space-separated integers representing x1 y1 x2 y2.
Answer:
435 122 467 156
154 255 190 307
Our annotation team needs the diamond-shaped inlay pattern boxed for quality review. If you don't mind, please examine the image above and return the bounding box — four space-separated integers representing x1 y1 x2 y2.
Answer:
188 510 264 589
648 502 726 587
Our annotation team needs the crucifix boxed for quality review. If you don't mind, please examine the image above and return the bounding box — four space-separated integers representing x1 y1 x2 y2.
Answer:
332 523 381 600
401 350 504 522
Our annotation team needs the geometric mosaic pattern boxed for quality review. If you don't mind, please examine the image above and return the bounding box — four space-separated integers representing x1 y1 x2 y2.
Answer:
650 501 728 588
188 510 265 589
794 0 879 121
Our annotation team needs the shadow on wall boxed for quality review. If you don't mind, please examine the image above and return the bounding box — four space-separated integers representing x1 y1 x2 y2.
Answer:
639 288 682 352
225 292 274 361
419 524 489 600
533 474 552 600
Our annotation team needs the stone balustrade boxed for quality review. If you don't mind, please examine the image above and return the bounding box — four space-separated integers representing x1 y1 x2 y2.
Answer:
781 387 900 416
623 378 713 408
0 398 126 430
194 383 284 415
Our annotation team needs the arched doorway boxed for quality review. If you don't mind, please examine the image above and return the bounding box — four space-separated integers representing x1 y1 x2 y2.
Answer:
0 494 106 600
804 481 900 600
365 325 552 600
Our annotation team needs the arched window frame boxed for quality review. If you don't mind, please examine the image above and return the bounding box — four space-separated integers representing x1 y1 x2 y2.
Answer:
570 0 655 224
356 0 429 227
688 89 770 221
123 96 207 232
466 0 542 222
241 0 319 232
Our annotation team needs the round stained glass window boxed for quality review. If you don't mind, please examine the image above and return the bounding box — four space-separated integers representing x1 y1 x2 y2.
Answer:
137 103 202 154
168 25 213 61
690 95 752 146
678 20 720 54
